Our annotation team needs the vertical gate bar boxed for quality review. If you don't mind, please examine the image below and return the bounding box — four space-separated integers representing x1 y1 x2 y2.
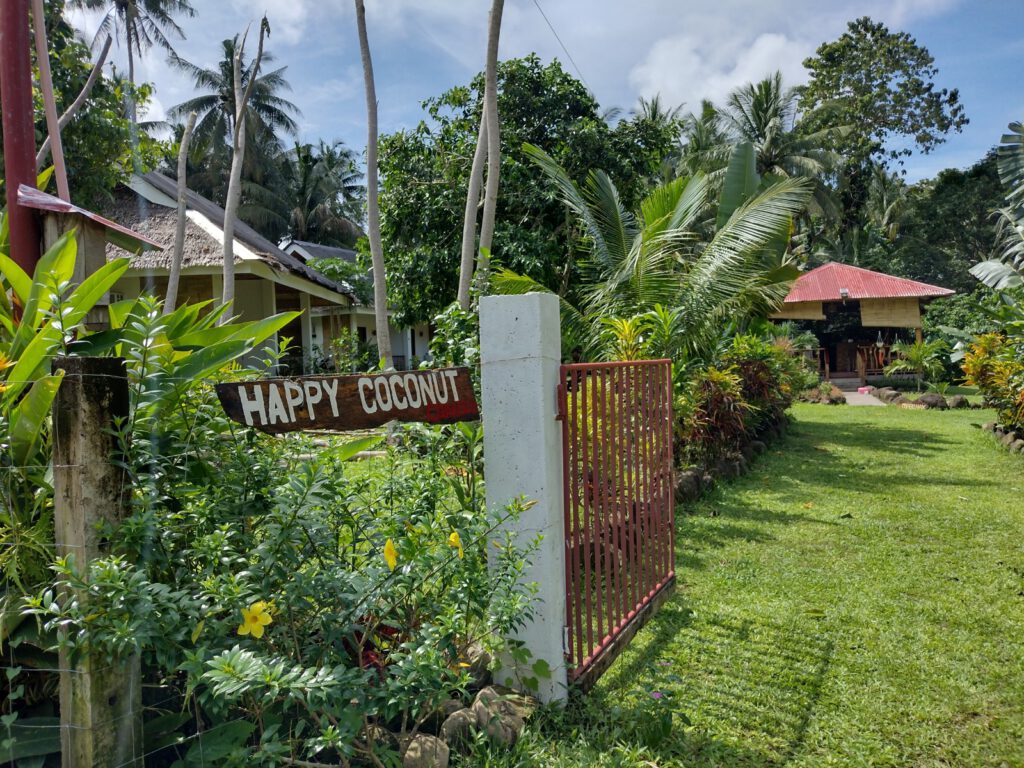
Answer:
666 362 675 576
635 364 646 597
643 363 655 594
624 364 637 611
609 365 623 628
663 364 671 577
581 370 595 661
618 364 632 615
648 363 660 585
600 366 615 637
595 367 609 644
560 367 574 674
654 362 665 581
594 367 607 640
571 369 584 671
589 368 604 647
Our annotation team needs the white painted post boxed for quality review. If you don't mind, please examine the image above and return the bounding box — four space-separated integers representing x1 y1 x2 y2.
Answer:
480 292 568 704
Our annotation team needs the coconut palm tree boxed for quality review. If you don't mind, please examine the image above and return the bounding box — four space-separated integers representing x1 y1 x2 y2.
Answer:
721 73 848 223
69 0 195 121
268 140 365 246
721 72 840 179
678 100 730 177
493 142 812 363
167 37 300 159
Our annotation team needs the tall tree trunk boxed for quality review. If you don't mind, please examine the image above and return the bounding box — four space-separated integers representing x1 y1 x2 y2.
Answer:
475 0 504 287
126 37 137 124
30 0 69 200
36 35 112 170
354 0 393 369
221 20 267 322
457 118 487 310
165 111 197 315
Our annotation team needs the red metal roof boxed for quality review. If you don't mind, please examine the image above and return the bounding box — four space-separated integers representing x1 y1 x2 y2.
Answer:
784 262 954 303
17 184 163 253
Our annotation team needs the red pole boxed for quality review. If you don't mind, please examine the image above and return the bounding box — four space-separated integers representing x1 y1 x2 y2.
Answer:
1 0 41 274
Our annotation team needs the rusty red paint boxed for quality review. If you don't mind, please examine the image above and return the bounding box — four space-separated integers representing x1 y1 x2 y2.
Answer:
0 1 40 273
560 360 674 683
17 185 163 253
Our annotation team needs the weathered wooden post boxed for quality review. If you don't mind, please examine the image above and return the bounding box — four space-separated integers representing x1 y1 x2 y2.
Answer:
479 293 568 703
51 356 142 768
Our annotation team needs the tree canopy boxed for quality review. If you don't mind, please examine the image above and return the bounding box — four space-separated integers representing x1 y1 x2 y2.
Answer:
377 55 682 325
799 17 968 167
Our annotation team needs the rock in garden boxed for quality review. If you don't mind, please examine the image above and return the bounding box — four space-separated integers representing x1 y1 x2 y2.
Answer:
440 708 477 753
1012 440 1024 454
362 724 399 752
465 643 493 690
470 686 538 747
1001 431 1019 447
750 440 767 456
916 393 948 410
420 698 466 735
982 421 998 432
948 395 969 409
701 473 715 492
675 468 702 503
740 441 754 462
402 733 450 768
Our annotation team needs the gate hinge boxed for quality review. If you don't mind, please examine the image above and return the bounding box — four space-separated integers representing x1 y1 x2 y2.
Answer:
555 383 566 421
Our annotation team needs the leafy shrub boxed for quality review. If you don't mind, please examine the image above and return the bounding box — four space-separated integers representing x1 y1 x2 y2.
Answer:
29 367 536 764
963 332 1024 429
675 366 750 467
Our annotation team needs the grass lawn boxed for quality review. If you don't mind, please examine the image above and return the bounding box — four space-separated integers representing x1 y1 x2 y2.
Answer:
461 404 1024 767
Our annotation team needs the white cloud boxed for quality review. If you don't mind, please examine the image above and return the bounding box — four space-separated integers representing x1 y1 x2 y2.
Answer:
629 31 813 112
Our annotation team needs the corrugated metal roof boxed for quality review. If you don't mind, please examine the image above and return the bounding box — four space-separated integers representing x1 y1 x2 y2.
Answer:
784 262 955 303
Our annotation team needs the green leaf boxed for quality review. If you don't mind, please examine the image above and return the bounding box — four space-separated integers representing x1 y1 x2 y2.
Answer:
718 142 759 229
36 167 54 192
322 434 384 462
9 373 64 466
0 253 32 305
3 324 62 405
61 258 130 328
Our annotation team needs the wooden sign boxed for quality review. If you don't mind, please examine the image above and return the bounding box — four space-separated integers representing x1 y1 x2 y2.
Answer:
215 367 479 434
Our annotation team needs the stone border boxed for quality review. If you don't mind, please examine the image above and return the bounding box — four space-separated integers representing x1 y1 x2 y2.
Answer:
982 422 1024 455
674 412 788 505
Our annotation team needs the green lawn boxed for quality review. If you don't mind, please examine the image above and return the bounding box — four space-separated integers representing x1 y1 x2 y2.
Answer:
462 404 1024 767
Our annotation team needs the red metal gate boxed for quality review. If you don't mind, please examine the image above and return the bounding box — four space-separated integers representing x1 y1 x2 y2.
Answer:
558 359 675 689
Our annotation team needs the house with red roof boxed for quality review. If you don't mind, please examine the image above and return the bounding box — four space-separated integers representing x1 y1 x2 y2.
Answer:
771 262 954 382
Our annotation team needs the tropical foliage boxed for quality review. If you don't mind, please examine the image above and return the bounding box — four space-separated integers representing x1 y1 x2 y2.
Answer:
493 141 811 363
883 338 950 391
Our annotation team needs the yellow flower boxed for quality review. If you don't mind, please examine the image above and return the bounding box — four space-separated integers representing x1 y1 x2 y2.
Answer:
448 531 464 559
237 601 273 639
384 538 398 571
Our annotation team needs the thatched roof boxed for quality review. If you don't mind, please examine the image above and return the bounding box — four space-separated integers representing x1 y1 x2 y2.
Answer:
105 172 355 300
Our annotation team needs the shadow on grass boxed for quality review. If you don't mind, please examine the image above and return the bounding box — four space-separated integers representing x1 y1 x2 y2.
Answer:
520 603 833 767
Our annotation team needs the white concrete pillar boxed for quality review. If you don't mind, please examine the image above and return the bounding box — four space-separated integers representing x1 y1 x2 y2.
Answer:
480 292 568 704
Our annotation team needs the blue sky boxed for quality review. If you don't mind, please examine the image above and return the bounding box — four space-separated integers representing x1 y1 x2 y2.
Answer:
70 0 1024 183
